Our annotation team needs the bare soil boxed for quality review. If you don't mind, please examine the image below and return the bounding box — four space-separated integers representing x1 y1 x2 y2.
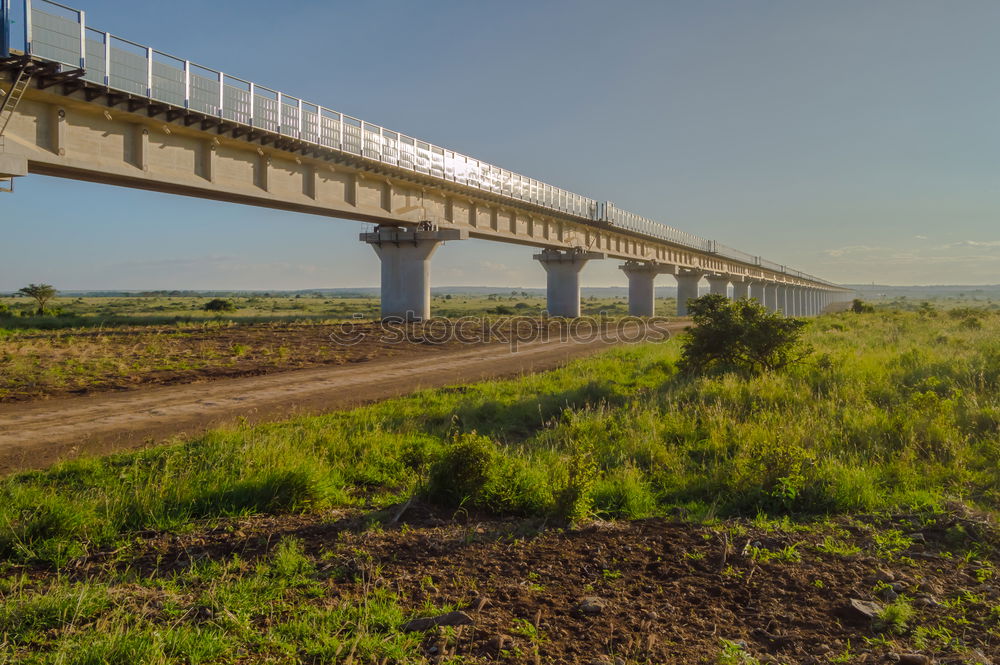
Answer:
0 321 502 403
63 504 1000 664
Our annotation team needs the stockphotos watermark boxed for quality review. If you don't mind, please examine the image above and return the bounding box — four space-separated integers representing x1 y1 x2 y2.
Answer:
328 314 675 351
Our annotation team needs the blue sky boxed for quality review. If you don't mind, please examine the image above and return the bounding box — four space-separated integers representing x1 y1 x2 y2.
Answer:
4 0 1000 290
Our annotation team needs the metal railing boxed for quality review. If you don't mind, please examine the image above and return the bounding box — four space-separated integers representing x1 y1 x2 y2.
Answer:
0 0 842 288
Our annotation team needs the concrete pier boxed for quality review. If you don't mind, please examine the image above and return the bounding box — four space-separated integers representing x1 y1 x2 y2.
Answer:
674 269 704 316
705 274 731 297
361 225 467 320
620 261 673 317
535 249 605 317
763 283 779 313
732 278 750 300
776 284 791 315
750 281 767 305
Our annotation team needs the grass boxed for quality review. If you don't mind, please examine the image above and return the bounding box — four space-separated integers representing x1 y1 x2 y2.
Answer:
1 308 999 567
0 538 432 664
0 294 648 400
0 293 638 330
1 306 1000 662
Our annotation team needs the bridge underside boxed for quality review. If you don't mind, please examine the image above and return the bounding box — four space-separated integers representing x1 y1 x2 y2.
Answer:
1 58 853 319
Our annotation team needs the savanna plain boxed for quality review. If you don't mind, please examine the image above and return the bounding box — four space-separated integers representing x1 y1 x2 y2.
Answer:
0 296 999 664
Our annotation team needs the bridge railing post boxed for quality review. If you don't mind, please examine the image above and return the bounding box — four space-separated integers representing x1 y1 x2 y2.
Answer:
23 0 31 55
102 30 109 85
1 0 9 58
77 8 84 68
144 45 152 98
183 59 190 109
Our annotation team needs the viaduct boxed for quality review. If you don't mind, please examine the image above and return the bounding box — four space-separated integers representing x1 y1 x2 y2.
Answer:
1 0 853 319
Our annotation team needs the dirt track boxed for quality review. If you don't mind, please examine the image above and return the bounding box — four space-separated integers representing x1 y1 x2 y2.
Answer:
0 328 683 474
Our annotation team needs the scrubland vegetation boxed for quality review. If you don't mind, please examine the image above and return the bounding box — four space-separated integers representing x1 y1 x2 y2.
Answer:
1 304 998 663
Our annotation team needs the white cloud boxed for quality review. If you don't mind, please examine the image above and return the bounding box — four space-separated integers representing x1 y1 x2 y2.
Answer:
821 245 886 258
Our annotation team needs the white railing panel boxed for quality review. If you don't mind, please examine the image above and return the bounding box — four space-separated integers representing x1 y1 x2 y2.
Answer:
30 0 83 68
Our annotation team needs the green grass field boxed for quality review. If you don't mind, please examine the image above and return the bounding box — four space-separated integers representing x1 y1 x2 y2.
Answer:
0 294 638 330
1 305 998 663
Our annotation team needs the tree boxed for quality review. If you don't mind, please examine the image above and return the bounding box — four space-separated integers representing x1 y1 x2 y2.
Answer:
18 283 57 315
678 294 810 375
203 298 237 312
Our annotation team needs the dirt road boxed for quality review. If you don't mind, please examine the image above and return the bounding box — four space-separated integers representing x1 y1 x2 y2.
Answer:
0 328 683 474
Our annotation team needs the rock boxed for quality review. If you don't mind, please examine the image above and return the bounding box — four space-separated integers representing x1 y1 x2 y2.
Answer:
897 654 931 665
917 580 942 595
877 586 899 602
836 598 883 624
401 611 474 632
905 532 927 544
577 596 607 616
913 594 940 608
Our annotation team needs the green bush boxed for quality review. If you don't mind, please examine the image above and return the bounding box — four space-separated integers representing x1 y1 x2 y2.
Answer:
851 299 875 313
202 298 237 312
424 433 550 515
679 294 809 375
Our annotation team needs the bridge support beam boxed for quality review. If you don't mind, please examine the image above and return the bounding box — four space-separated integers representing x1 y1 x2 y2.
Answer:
705 274 731 297
620 261 674 317
0 154 28 179
732 278 750 300
361 225 467 321
535 249 606 317
674 269 704 316
749 281 767 305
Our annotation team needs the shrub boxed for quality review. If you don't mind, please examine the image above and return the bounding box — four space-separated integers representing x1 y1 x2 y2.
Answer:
203 298 237 312
678 295 810 375
851 299 875 313
424 433 549 515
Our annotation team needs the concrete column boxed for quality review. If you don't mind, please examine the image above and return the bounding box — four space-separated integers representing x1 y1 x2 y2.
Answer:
776 284 791 315
732 278 750 300
620 261 673 317
534 248 606 317
791 287 803 316
763 282 779 312
361 225 467 320
749 281 767 306
674 269 704 316
810 289 820 316
705 274 731 297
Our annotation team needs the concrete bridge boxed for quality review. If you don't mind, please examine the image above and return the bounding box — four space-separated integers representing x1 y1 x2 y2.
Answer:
0 0 853 319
